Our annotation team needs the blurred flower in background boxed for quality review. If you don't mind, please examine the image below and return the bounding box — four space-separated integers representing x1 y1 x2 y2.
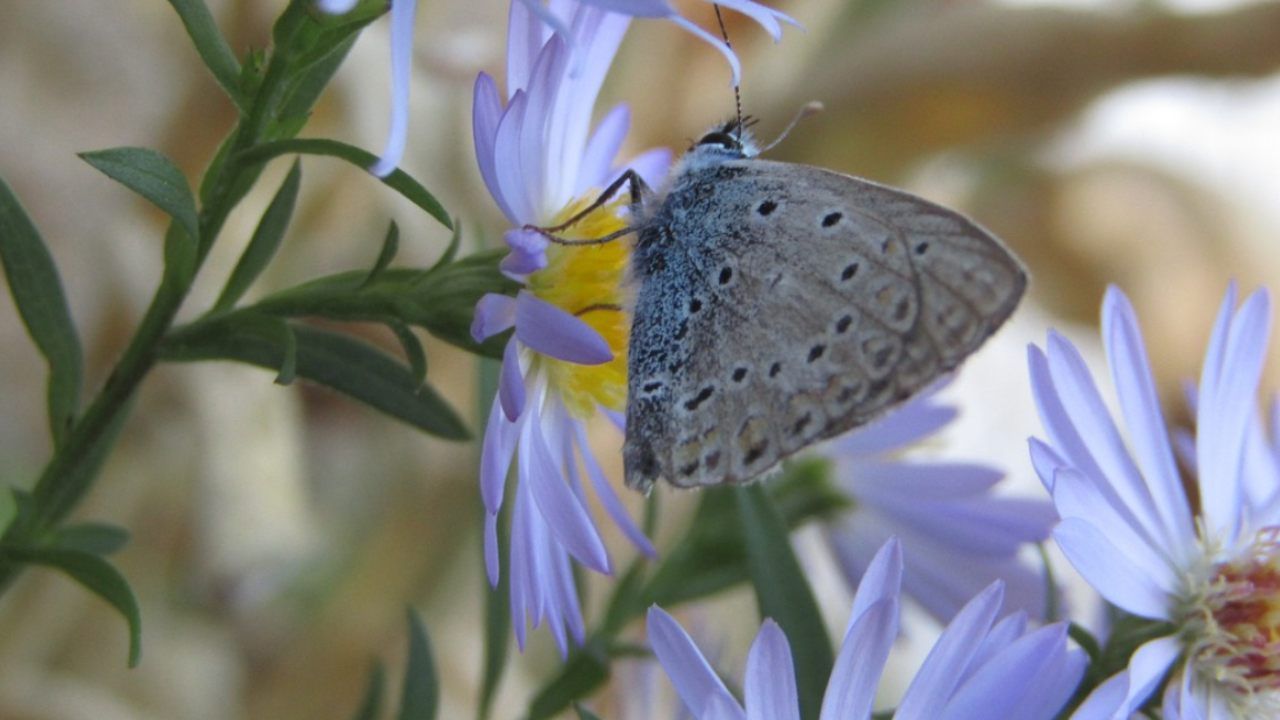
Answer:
821 391 1057 623
1030 284 1279 718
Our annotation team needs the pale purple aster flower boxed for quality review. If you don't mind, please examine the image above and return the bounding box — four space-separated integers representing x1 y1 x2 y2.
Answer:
647 538 1086 719
821 391 1058 623
517 0 798 84
470 0 671 653
1029 284 1280 718
317 0 417 177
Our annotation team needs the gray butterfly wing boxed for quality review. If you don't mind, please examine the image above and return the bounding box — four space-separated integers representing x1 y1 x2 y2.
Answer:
623 159 1026 492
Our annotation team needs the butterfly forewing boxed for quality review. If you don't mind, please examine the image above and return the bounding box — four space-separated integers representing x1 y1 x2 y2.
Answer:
623 160 1025 491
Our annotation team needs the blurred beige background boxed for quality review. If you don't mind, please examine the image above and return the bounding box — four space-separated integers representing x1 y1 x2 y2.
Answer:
1 0 1278 718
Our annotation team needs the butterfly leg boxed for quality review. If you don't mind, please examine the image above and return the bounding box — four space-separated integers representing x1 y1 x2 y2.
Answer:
524 169 652 245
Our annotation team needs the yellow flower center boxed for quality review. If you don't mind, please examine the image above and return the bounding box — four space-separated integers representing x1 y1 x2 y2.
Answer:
1183 528 1280 714
525 194 631 419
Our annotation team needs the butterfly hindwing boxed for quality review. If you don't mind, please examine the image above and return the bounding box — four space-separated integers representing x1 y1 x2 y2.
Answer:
623 160 1025 491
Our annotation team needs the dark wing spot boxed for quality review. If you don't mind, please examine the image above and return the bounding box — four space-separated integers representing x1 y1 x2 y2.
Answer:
822 212 843 228
789 413 813 436
757 200 777 216
808 344 826 363
675 320 688 340
835 315 853 334
841 263 859 281
689 298 703 313
679 460 700 476
769 361 782 378
744 440 770 465
732 366 749 382
718 267 733 285
705 450 722 470
642 380 664 393
915 241 930 255
894 298 911 322
874 346 894 368
683 385 715 411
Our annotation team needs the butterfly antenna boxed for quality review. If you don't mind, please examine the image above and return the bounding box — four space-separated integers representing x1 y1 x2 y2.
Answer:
713 4 744 141
760 101 824 155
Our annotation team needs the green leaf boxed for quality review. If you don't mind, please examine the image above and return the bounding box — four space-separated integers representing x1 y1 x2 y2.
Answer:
52 522 131 555
363 221 400 288
215 160 302 312
389 322 426 390
165 0 245 111
237 139 451 230
398 609 438 720
349 661 385 720
277 9 384 125
275 323 298 385
159 317 470 439
428 220 463 274
526 643 610 720
79 147 201 245
0 178 84 446
735 484 833 720
6 545 141 666
574 705 604 720
245 250 516 360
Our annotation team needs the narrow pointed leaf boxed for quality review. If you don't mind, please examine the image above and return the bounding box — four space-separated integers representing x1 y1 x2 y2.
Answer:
427 220 463 274
275 323 298 385
389 322 426 389
349 661 386 720
79 147 200 245
0 178 83 446
398 609 439 720
215 160 302 311
165 0 246 110
574 706 604 720
363 221 400 288
159 317 468 439
735 483 833 720
237 140 450 230
7 545 141 666
52 522 131 555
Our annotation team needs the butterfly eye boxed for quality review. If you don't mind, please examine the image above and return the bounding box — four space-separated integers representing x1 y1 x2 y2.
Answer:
696 131 741 150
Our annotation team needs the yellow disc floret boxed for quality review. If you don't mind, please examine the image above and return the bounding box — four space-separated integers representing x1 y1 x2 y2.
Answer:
526 194 632 418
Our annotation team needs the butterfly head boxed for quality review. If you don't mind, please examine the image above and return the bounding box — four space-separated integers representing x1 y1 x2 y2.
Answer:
679 117 760 173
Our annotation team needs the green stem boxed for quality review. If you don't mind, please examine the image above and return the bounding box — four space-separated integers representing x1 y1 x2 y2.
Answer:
0 16 303 595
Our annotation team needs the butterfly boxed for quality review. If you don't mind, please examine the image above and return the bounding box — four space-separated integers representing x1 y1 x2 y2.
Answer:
616 117 1026 492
